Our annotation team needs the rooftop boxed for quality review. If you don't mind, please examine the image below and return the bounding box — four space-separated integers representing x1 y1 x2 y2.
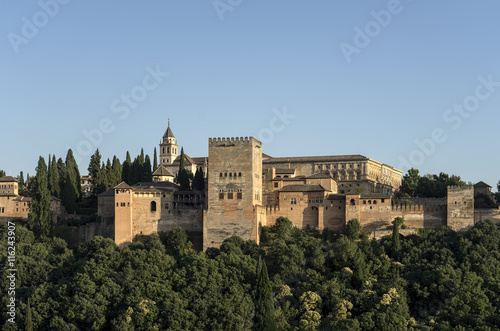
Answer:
279 184 327 193
0 176 18 182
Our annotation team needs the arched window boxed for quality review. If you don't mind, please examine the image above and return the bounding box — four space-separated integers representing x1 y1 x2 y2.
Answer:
229 173 232 177
150 201 157 212
350 199 356 206
220 173 223 177
368 200 372 204
167 147 170 153
238 172 242 177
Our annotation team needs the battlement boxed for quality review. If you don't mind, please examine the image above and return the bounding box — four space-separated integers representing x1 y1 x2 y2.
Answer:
209 137 261 146
390 204 446 212
448 185 473 191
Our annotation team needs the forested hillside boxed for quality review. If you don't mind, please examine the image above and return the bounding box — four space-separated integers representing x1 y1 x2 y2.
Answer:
1 218 500 330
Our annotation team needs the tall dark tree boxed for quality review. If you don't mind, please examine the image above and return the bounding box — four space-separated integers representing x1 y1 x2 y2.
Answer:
111 155 122 186
254 256 276 331
153 147 158 170
0 169 5 177
30 156 52 237
88 149 102 197
18 170 28 196
48 155 60 197
122 151 132 183
131 157 141 185
65 149 83 200
144 155 153 182
25 298 33 331
400 168 420 197
391 217 405 255
193 167 205 191
56 157 66 197
177 147 190 190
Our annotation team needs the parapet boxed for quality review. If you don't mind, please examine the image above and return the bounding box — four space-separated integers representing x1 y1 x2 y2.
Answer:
208 136 262 146
448 185 473 192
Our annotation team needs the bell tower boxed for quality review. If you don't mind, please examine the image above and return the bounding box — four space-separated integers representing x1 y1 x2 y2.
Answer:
159 120 178 165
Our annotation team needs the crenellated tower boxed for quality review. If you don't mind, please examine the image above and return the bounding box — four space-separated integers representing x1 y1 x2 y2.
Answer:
159 121 178 165
203 137 266 249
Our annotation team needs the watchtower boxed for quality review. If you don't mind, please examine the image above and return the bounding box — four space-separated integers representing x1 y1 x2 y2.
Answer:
203 137 265 249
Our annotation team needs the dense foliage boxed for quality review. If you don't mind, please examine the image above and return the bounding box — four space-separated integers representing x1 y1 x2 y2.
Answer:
399 168 466 198
1 219 500 330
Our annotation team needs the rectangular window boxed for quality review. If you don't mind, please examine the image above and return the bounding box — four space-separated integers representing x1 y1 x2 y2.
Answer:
228 193 233 199
274 182 278 188
219 193 224 200
237 193 242 199
121 202 125 207
291 198 297 205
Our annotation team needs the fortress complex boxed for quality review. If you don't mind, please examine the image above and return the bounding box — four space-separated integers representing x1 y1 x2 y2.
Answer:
96 124 499 249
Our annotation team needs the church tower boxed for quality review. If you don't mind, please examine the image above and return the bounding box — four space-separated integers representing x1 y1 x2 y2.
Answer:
159 121 178 165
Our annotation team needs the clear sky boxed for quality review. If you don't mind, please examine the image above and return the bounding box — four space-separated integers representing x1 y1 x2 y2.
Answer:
1 1 499 190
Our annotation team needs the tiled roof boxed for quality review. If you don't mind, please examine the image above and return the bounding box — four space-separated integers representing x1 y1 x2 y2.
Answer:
114 182 132 189
0 176 18 182
279 184 327 193
474 181 491 188
163 125 175 138
306 173 332 179
153 165 174 177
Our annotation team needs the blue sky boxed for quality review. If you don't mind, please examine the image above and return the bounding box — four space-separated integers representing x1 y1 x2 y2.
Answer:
1 1 499 190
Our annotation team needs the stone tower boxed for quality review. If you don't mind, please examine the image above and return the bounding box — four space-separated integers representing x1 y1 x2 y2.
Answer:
114 182 133 248
447 185 474 231
159 121 178 165
203 137 266 250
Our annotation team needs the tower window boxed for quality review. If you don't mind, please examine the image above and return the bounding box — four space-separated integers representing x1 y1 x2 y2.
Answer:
163 148 165 153
238 172 242 177
274 183 278 188
219 193 224 200
167 148 170 153
220 173 223 177
228 193 233 199
237 193 242 199
224 173 227 177
150 201 157 212
229 173 232 177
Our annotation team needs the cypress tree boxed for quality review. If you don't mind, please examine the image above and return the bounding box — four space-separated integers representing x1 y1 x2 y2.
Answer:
30 156 52 237
57 158 66 197
391 217 405 255
62 174 77 214
193 167 205 191
19 171 25 187
111 155 122 186
144 155 153 182
65 149 83 200
254 256 276 331
0 169 5 178
131 157 141 185
122 151 132 183
48 155 60 197
88 149 102 197
62 150 80 213
153 147 158 170
178 147 190 190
